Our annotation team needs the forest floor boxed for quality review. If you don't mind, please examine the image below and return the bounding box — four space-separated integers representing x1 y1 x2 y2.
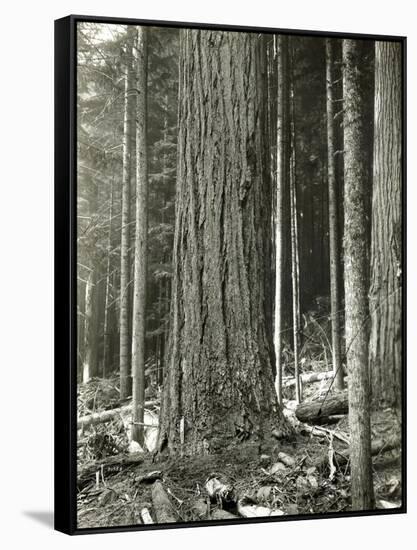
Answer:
76 373 402 529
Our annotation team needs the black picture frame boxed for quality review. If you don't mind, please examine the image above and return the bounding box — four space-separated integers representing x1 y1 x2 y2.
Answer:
55 14 407 535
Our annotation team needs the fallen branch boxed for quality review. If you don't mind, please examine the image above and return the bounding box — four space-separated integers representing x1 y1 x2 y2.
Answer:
300 422 350 445
77 452 144 487
151 481 177 523
77 400 159 429
315 435 401 470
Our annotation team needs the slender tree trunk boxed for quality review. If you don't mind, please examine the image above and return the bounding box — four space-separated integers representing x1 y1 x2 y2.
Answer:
369 42 402 409
82 269 97 382
131 27 149 446
156 93 170 386
120 28 136 399
274 35 290 403
158 29 291 457
289 137 301 403
342 39 375 511
103 178 114 378
289 49 302 404
326 39 344 390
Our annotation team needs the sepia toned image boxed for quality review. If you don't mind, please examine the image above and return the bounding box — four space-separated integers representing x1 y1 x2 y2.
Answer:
73 19 404 530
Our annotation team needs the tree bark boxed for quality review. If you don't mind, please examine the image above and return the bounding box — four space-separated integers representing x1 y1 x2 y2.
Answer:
326 38 344 390
131 27 149 446
342 39 375 511
369 42 402 409
158 29 290 456
120 27 136 399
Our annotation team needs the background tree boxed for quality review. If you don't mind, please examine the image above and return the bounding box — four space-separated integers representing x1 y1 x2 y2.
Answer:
131 27 149 446
158 29 290 455
369 41 402 409
274 34 290 403
120 27 136 399
342 38 375 511
289 48 302 403
325 38 344 390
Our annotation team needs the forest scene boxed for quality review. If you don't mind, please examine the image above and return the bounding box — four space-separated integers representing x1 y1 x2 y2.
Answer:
76 22 403 529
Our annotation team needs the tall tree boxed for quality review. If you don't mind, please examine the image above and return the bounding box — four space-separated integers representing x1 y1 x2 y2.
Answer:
325 38 344 390
82 268 97 382
120 27 136 399
158 29 291 456
131 27 149 446
369 41 402 408
102 177 114 378
289 47 302 403
274 34 290 403
342 39 375 511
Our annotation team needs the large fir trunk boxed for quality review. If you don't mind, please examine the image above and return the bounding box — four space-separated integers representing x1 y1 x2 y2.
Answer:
159 30 290 456
131 27 149 445
325 39 344 390
119 28 136 399
342 39 375 510
369 42 402 409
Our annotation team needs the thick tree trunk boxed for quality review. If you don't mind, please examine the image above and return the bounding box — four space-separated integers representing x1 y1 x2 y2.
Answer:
120 28 136 399
326 39 344 390
342 39 375 511
369 42 402 409
158 29 290 456
131 27 149 446
274 35 290 404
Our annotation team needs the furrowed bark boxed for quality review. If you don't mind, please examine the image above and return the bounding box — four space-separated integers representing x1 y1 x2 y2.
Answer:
158 29 290 457
343 39 375 511
369 41 402 409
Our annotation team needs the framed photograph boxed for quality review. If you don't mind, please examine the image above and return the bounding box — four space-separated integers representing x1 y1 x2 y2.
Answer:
55 14 406 535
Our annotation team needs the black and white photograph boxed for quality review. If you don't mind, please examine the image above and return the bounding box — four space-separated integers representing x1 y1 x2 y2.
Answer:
68 17 404 531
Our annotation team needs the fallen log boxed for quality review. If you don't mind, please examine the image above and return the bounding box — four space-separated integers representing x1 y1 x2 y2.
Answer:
191 498 209 520
295 392 348 423
141 508 154 524
151 481 177 523
284 370 336 388
77 452 144 488
77 400 159 429
211 509 238 520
